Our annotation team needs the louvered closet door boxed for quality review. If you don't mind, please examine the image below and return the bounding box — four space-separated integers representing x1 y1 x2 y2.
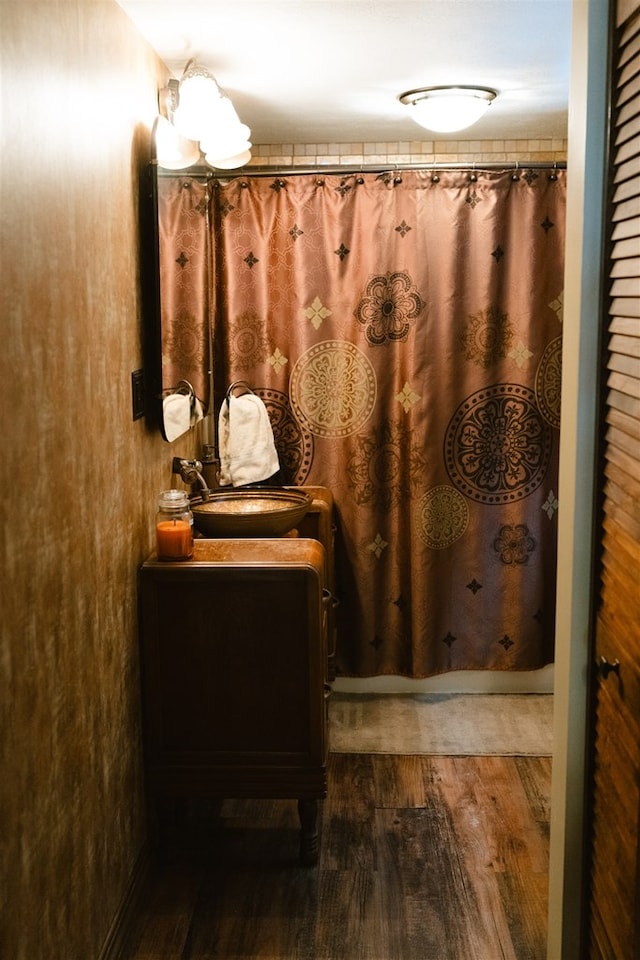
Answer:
588 1 640 958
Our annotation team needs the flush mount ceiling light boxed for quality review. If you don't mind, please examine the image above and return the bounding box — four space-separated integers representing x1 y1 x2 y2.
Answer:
155 59 252 171
398 85 497 134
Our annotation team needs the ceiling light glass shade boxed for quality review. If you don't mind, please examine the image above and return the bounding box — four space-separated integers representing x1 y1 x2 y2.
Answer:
399 86 497 133
204 148 252 170
154 115 201 169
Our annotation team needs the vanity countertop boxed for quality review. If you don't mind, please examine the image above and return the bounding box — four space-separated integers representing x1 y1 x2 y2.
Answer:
146 536 325 569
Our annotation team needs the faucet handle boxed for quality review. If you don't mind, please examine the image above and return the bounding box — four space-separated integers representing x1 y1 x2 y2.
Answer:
172 457 202 474
171 457 210 502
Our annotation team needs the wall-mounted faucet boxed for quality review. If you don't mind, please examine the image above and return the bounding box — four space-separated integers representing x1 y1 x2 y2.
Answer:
172 457 211 502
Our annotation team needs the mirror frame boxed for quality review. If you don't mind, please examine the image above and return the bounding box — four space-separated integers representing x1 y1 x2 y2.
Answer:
139 126 166 437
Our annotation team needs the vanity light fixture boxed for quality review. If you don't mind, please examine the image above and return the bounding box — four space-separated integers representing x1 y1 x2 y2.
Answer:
155 59 252 170
398 85 497 133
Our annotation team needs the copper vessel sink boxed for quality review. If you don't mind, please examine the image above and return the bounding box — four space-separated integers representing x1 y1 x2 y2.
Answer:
192 488 313 538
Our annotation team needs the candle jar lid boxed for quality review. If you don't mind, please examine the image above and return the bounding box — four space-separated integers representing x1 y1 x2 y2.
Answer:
158 489 190 512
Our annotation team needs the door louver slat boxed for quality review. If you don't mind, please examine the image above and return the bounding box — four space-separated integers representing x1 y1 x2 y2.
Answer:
610 298 640 317
607 370 640 399
612 179 639 205
606 351 640 377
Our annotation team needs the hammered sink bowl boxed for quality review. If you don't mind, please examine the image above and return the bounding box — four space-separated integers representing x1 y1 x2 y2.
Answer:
191 488 313 539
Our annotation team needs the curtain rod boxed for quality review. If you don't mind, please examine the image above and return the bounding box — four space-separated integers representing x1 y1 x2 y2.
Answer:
156 160 566 180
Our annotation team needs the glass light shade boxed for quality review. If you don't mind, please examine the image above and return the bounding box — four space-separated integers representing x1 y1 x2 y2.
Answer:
400 86 496 133
154 116 200 170
200 123 251 160
205 148 252 170
174 74 223 141
198 99 249 149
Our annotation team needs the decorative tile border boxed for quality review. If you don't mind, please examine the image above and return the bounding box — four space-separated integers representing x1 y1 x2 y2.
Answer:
249 139 567 168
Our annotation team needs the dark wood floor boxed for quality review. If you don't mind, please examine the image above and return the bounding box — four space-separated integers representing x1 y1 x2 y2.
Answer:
123 753 550 960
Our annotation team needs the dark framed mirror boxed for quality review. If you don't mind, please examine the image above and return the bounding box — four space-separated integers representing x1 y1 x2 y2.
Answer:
140 121 212 443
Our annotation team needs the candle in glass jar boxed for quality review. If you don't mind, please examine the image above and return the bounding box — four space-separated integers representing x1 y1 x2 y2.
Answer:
156 519 193 560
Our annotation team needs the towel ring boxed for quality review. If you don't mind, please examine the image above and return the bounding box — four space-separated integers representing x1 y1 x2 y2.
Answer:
226 380 254 400
177 379 195 397
162 379 195 398
161 379 196 400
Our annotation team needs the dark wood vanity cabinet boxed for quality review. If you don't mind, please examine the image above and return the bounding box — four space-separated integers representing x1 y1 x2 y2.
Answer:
138 537 329 864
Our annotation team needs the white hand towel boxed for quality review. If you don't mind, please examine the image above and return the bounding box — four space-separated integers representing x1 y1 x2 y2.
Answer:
218 393 280 487
163 392 191 442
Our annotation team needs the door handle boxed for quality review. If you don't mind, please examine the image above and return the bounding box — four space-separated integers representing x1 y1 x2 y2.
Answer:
599 656 620 680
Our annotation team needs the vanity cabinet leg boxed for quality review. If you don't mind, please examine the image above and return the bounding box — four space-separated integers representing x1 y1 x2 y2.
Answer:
297 798 319 866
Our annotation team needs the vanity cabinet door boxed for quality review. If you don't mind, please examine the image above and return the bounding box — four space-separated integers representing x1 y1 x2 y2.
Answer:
139 539 328 801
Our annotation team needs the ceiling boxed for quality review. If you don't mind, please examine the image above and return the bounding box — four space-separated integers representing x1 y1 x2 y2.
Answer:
117 0 573 145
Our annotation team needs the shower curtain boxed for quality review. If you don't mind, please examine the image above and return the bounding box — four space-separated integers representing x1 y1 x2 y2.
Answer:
159 168 565 679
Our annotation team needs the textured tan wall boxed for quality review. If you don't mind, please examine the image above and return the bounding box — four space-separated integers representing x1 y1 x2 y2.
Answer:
0 3 198 958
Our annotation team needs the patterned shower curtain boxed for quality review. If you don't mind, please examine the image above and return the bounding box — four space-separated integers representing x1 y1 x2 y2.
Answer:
159 168 565 679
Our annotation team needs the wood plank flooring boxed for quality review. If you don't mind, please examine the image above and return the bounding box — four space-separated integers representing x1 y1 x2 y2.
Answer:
123 754 550 960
